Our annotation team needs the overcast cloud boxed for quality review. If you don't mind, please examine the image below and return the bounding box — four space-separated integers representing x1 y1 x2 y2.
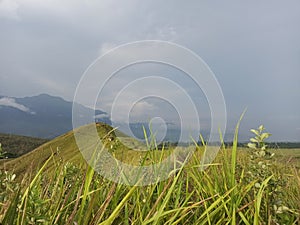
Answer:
0 0 299 141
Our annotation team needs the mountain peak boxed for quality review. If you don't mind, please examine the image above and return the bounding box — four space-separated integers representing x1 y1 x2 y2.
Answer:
0 94 111 138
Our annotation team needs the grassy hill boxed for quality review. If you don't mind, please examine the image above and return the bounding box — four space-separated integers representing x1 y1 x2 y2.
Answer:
0 123 172 177
1 127 84 176
1 122 300 177
0 123 117 175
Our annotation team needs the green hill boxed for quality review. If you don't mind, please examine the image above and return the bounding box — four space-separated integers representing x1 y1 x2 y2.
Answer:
0 123 168 176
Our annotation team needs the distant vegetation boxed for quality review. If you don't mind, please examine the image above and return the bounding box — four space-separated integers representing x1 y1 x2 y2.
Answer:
214 141 300 149
267 142 300 149
0 123 299 224
0 133 48 158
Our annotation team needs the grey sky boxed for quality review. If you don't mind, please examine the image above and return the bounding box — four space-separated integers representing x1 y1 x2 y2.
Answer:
0 0 299 141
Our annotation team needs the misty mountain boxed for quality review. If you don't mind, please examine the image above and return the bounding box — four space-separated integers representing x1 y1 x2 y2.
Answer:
0 94 111 138
114 122 181 142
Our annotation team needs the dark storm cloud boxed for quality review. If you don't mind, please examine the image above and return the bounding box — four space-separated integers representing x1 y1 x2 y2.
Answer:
0 0 299 140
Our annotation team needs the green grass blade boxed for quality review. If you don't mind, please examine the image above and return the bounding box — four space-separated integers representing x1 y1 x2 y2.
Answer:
254 175 273 225
98 185 138 225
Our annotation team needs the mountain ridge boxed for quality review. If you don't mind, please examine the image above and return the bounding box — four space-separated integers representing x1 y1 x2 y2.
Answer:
0 93 111 138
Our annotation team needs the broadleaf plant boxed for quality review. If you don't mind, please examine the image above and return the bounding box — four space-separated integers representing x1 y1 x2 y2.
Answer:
248 125 274 159
247 125 289 223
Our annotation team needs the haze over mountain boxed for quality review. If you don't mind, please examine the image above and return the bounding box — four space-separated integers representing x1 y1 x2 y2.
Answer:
0 93 204 143
0 94 111 138
0 93 299 143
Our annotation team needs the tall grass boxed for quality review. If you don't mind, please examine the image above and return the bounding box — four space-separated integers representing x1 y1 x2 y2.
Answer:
0 123 299 224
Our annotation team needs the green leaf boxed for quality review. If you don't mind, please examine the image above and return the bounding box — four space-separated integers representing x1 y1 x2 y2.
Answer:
261 132 271 140
250 138 258 143
254 175 273 224
250 129 259 136
258 125 265 132
247 143 257 149
258 150 266 157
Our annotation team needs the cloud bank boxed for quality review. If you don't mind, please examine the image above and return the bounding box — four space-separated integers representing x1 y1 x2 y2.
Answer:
0 97 33 113
0 0 299 141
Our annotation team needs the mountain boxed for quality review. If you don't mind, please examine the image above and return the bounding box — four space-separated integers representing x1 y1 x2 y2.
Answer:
0 94 111 138
115 122 182 142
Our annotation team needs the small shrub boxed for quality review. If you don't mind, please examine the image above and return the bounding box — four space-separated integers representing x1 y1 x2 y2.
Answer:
0 143 7 159
247 125 293 223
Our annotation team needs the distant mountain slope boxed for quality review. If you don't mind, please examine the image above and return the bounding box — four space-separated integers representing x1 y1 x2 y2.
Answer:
0 94 111 138
0 133 48 158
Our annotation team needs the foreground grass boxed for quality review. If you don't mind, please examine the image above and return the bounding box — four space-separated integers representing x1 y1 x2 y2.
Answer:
0 124 300 224
1 153 299 224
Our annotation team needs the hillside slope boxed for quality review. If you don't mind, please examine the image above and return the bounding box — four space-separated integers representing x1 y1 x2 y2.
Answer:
0 123 151 176
0 133 48 158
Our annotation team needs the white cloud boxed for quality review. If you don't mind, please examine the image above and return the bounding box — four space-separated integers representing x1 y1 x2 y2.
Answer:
0 97 33 113
129 101 157 118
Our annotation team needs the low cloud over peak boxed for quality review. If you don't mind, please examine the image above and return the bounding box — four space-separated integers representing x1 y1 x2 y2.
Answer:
0 97 34 114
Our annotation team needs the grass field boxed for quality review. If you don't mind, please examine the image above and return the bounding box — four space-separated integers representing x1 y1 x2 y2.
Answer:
0 123 299 224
